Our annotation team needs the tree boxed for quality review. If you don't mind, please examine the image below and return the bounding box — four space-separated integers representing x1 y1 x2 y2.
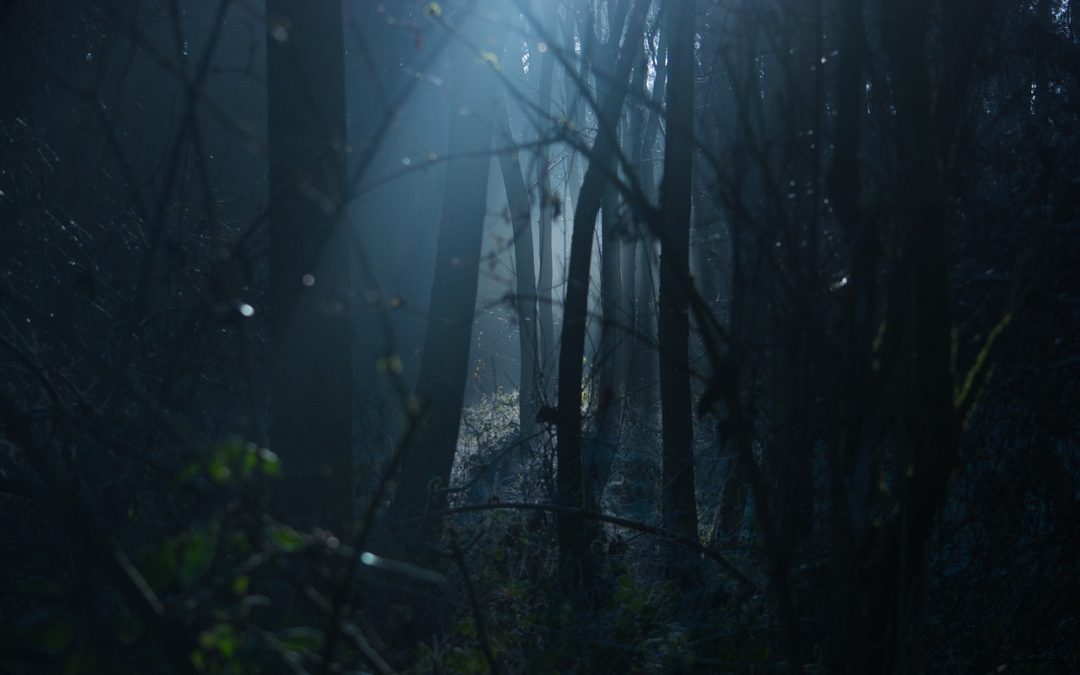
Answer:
266 0 352 532
494 95 540 443
391 1 500 550
631 26 665 438
2 0 1078 671
852 0 961 669
657 0 699 552
535 0 558 401
554 0 649 588
590 3 630 512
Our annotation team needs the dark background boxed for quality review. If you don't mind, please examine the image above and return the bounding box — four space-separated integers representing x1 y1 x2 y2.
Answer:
1 0 1077 672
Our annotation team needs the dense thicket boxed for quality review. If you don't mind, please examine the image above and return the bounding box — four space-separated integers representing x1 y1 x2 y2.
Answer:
1 1 1077 672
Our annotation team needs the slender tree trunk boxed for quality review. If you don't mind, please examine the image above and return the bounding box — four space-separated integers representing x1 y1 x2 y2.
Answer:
770 0 822 562
392 3 499 548
619 233 637 399
588 2 630 512
621 56 645 409
495 99 540 443
590 180 623 509
536 0 557 401
267 0 351 532
634 30 665 433
555 0 649 589
560 6 589 215
825 0 870 669
853 2 960 670
716 22 761 547
658 0 699 553
635 238 659 427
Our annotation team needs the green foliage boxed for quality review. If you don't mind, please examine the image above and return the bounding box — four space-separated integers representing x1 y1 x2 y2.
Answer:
193 623 241 671
0 431 380 673
269 525 306 552
180 438 281 486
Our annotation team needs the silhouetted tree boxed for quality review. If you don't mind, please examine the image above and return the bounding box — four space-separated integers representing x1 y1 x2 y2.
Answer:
392 0 501 549
656 0 699 556
495 95 540 443
555 0 648 588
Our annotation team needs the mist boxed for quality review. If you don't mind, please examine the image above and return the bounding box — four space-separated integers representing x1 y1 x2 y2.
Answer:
1 1 1078 672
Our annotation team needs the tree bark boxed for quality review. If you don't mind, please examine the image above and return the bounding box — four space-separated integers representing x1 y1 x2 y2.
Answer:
658 0 700 552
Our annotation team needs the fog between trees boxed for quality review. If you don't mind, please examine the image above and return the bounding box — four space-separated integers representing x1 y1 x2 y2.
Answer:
1 0 1078 672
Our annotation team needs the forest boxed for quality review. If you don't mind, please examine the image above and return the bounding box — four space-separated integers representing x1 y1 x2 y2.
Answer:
1 0 1078 672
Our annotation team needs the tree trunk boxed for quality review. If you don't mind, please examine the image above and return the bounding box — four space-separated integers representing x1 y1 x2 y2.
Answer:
495 98 540 443
392 3 499 549
555 0 649 589
658 0 699 553
267 0 352 533
590 181 624 510
633 29 665 435
588 1 630 513
620 56 644 413
824 0 871 669
560 6 589 217
851 1 961 670
635 238 659 430
536 0 557 402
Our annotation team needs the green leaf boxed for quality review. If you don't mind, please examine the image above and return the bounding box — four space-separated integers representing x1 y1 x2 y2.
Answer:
240 444 258 477
199 623 239 660
208 456 232 483
258 448 281 478
231 575 250 596
270 526 305 552
454 619 478 640
177 528 217 588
